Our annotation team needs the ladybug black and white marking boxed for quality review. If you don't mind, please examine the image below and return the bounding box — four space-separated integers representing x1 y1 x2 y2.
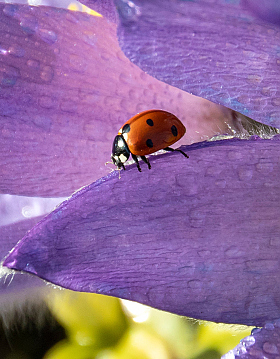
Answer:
111 109 188 172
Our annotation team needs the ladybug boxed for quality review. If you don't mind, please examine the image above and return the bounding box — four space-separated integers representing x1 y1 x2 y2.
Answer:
111 110 188 172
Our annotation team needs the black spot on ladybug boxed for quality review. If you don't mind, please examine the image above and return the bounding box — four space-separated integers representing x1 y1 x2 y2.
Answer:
122 124 131 134
146 139 153 148
171 125 178 137
146 118 154 126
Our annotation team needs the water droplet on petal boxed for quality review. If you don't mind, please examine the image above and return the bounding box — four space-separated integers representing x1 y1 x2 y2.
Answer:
100 53 110 61
256 161 274 173
38 29 57 44
263 342 279 355
119 72 133 84
20 15 38 34
237 95 250 105
3 4 18 17
69 54 86 73
0 65 20 86
261 86 277 96
264 322 275 330
197 250 211 258
251 327 261 335
8 44 25 58
274 319 280 327
187 279 202 289
249 347 266 358
32 115 52 132
117 0 141 22
65 11 80 24
40 65 54 83
39 96 55 109
232 343 247 356
140 71 148 82
27 59 40 69
225 246 243 258
272 97 280 107
215 179 226 188
247 74 263 84
83 32 97 46
241 335 255 347
60 99 77 113
238 167 253 181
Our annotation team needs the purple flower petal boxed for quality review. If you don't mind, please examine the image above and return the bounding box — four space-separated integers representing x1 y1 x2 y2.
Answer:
223 322 280 359
3 136 280 326
116 0 280 127
1 217 42 256
0 217 45 294
0 3 233 197
242 0 280 26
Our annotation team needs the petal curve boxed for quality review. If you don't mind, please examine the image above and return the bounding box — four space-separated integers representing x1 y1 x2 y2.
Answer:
0 3 234 197
0 217 45 294
4 137 280 326
116 0 280 127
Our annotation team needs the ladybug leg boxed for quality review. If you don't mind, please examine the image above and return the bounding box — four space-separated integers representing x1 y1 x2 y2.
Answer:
131 154 142 172
164 147 189 158
140 156 151 170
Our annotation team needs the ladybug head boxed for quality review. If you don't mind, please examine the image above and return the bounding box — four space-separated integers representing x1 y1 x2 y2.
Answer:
111 135 131 170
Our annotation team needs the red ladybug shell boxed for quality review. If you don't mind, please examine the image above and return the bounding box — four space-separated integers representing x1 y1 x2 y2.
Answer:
118 110 186 156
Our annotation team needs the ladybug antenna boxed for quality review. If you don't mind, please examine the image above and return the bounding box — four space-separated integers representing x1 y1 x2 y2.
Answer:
105 161 113 166
105 161 116 174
